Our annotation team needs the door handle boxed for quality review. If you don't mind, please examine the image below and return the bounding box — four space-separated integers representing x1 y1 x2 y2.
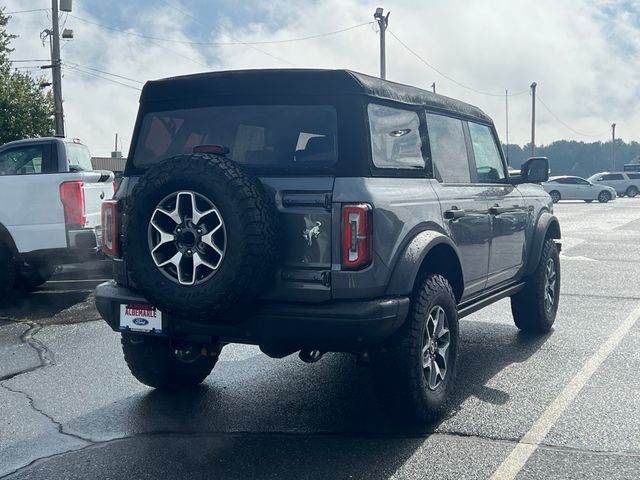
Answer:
444 208 466 220
489 205 511 215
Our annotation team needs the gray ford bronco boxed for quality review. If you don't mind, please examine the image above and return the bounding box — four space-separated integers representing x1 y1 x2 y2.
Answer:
95 69 561 423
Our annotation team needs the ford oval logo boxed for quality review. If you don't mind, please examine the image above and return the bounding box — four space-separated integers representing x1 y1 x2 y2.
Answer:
132 318 149 326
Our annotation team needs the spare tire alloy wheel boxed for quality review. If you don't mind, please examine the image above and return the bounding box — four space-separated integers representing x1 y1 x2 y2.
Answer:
149 191 226 286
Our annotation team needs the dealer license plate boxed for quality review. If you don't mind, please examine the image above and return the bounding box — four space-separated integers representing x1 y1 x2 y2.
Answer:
119 303 162 333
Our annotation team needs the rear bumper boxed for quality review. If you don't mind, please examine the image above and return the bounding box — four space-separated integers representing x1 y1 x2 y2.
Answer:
95 280 410 352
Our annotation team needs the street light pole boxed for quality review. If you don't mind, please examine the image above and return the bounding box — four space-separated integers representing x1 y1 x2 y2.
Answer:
373 8 389 80
611 123 616 171
51 0 64 136
530 82 537 157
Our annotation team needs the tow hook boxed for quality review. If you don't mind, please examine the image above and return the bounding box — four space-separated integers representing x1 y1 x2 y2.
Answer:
299 349 324 363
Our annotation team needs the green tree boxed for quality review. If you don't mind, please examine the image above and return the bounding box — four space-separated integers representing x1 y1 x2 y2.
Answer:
0 7 54 145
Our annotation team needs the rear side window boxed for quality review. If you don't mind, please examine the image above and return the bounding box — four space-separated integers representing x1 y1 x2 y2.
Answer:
367 104 424 169
602 174 624 180
133 105 337 170
627 173 640 179
0 145 50 175
468 122 505 183
426 113 470 183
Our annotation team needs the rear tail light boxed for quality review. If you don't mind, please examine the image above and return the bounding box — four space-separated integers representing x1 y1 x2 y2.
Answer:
342 203 372 270
59 180 86 226
102 200 119 257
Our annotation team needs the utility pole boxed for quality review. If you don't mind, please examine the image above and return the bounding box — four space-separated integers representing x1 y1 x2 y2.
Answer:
373 8 389 80
431 82 436 93
505 89 509 165
51 0 64 136
530 82 537 156
611 123 616 171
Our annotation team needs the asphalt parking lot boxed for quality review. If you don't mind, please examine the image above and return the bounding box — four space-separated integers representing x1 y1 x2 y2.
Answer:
1 199 639 479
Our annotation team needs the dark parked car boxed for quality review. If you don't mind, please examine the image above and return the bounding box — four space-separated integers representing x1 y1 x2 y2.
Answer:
96 69 561 423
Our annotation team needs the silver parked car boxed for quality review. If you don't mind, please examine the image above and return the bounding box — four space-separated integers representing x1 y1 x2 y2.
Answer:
588 172 640 197
543 175 616 203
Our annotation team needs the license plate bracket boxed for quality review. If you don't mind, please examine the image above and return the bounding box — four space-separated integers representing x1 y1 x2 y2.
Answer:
119 303 162 333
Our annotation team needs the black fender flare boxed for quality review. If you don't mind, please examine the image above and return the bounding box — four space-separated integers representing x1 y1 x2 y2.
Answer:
386 229 464 301
523 212 561 277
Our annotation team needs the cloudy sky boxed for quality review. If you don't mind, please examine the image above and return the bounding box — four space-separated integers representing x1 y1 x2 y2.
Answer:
4 0 640 156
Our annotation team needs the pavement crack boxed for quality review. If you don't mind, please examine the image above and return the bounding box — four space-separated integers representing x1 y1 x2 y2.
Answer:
0 382 93 446
0 320 55 381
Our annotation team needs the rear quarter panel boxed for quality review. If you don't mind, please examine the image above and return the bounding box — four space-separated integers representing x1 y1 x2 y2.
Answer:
332 177 443 298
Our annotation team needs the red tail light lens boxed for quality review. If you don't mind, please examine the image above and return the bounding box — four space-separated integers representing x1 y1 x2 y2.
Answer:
342 203 372 270
59 180 86 226
102 200 119 257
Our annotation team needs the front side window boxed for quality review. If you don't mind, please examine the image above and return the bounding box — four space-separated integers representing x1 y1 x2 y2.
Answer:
0 145 46 175
468 122 505 183
133 105 337 170
367 104 424 169
426 113 470 183
65 143 93 172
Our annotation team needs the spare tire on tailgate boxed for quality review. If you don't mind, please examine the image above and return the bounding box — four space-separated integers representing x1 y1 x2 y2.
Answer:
124 154 277 322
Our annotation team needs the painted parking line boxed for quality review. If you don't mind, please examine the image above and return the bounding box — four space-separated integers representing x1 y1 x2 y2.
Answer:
490 301 640 480
46 279 111 283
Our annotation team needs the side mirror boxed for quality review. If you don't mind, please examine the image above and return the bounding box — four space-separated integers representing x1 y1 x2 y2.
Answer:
520 157 549 184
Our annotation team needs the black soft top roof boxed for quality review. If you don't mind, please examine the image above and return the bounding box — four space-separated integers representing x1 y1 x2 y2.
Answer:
141 69 493 124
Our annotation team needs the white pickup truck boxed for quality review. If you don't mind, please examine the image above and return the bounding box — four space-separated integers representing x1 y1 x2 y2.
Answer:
0 137 114 295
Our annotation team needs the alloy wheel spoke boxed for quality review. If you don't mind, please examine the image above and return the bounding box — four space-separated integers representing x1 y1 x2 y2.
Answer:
428 359 439 389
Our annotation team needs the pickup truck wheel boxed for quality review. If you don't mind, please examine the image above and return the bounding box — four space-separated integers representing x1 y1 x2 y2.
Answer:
121 334 217 389
372 273 459 423
0 244 16 298
511 239 560 333
15 260 57 292
124 154 277 321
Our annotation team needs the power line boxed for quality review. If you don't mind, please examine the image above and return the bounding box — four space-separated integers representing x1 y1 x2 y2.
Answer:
67 14 371 47
63 65 141 91
9 59 50 63
537 96 610 138
63 61 144 84
5 8 49 15
387 29 529 97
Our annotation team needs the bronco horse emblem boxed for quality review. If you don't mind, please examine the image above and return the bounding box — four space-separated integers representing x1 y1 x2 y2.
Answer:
303 221 322 246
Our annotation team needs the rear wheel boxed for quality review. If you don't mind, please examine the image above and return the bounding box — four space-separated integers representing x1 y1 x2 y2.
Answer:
511 239 560 333
626 186 638 197
372 273 459 423
598 191 611 203
549 191 561 203
121 334 218 389
0 243 16 299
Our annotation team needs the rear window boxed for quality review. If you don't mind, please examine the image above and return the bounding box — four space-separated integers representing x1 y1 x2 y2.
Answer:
65 143 93 172
133 105 338 169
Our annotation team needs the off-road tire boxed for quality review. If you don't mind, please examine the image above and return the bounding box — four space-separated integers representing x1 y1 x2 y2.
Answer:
372 273 459 424
626 186 638 198
15 260 57 292
511 239 560 333
549 191 561 203
124 154 277 322
598 191 611 203
121 334 217 389
0 243 16 299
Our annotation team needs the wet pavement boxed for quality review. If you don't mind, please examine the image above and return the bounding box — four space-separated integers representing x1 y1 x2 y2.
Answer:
1 201 639 479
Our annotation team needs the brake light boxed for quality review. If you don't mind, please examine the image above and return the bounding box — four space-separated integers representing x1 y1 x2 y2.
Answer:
59 180 86 226
193 144 229 155
102 200 119 257
342 203 372 270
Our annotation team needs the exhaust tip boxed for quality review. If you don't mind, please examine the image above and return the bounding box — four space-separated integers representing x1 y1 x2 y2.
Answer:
299 349 323 363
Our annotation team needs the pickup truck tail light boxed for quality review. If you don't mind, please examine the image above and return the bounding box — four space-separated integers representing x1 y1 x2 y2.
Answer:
59 180 86 226
101 200 119 257
342 203 372 270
